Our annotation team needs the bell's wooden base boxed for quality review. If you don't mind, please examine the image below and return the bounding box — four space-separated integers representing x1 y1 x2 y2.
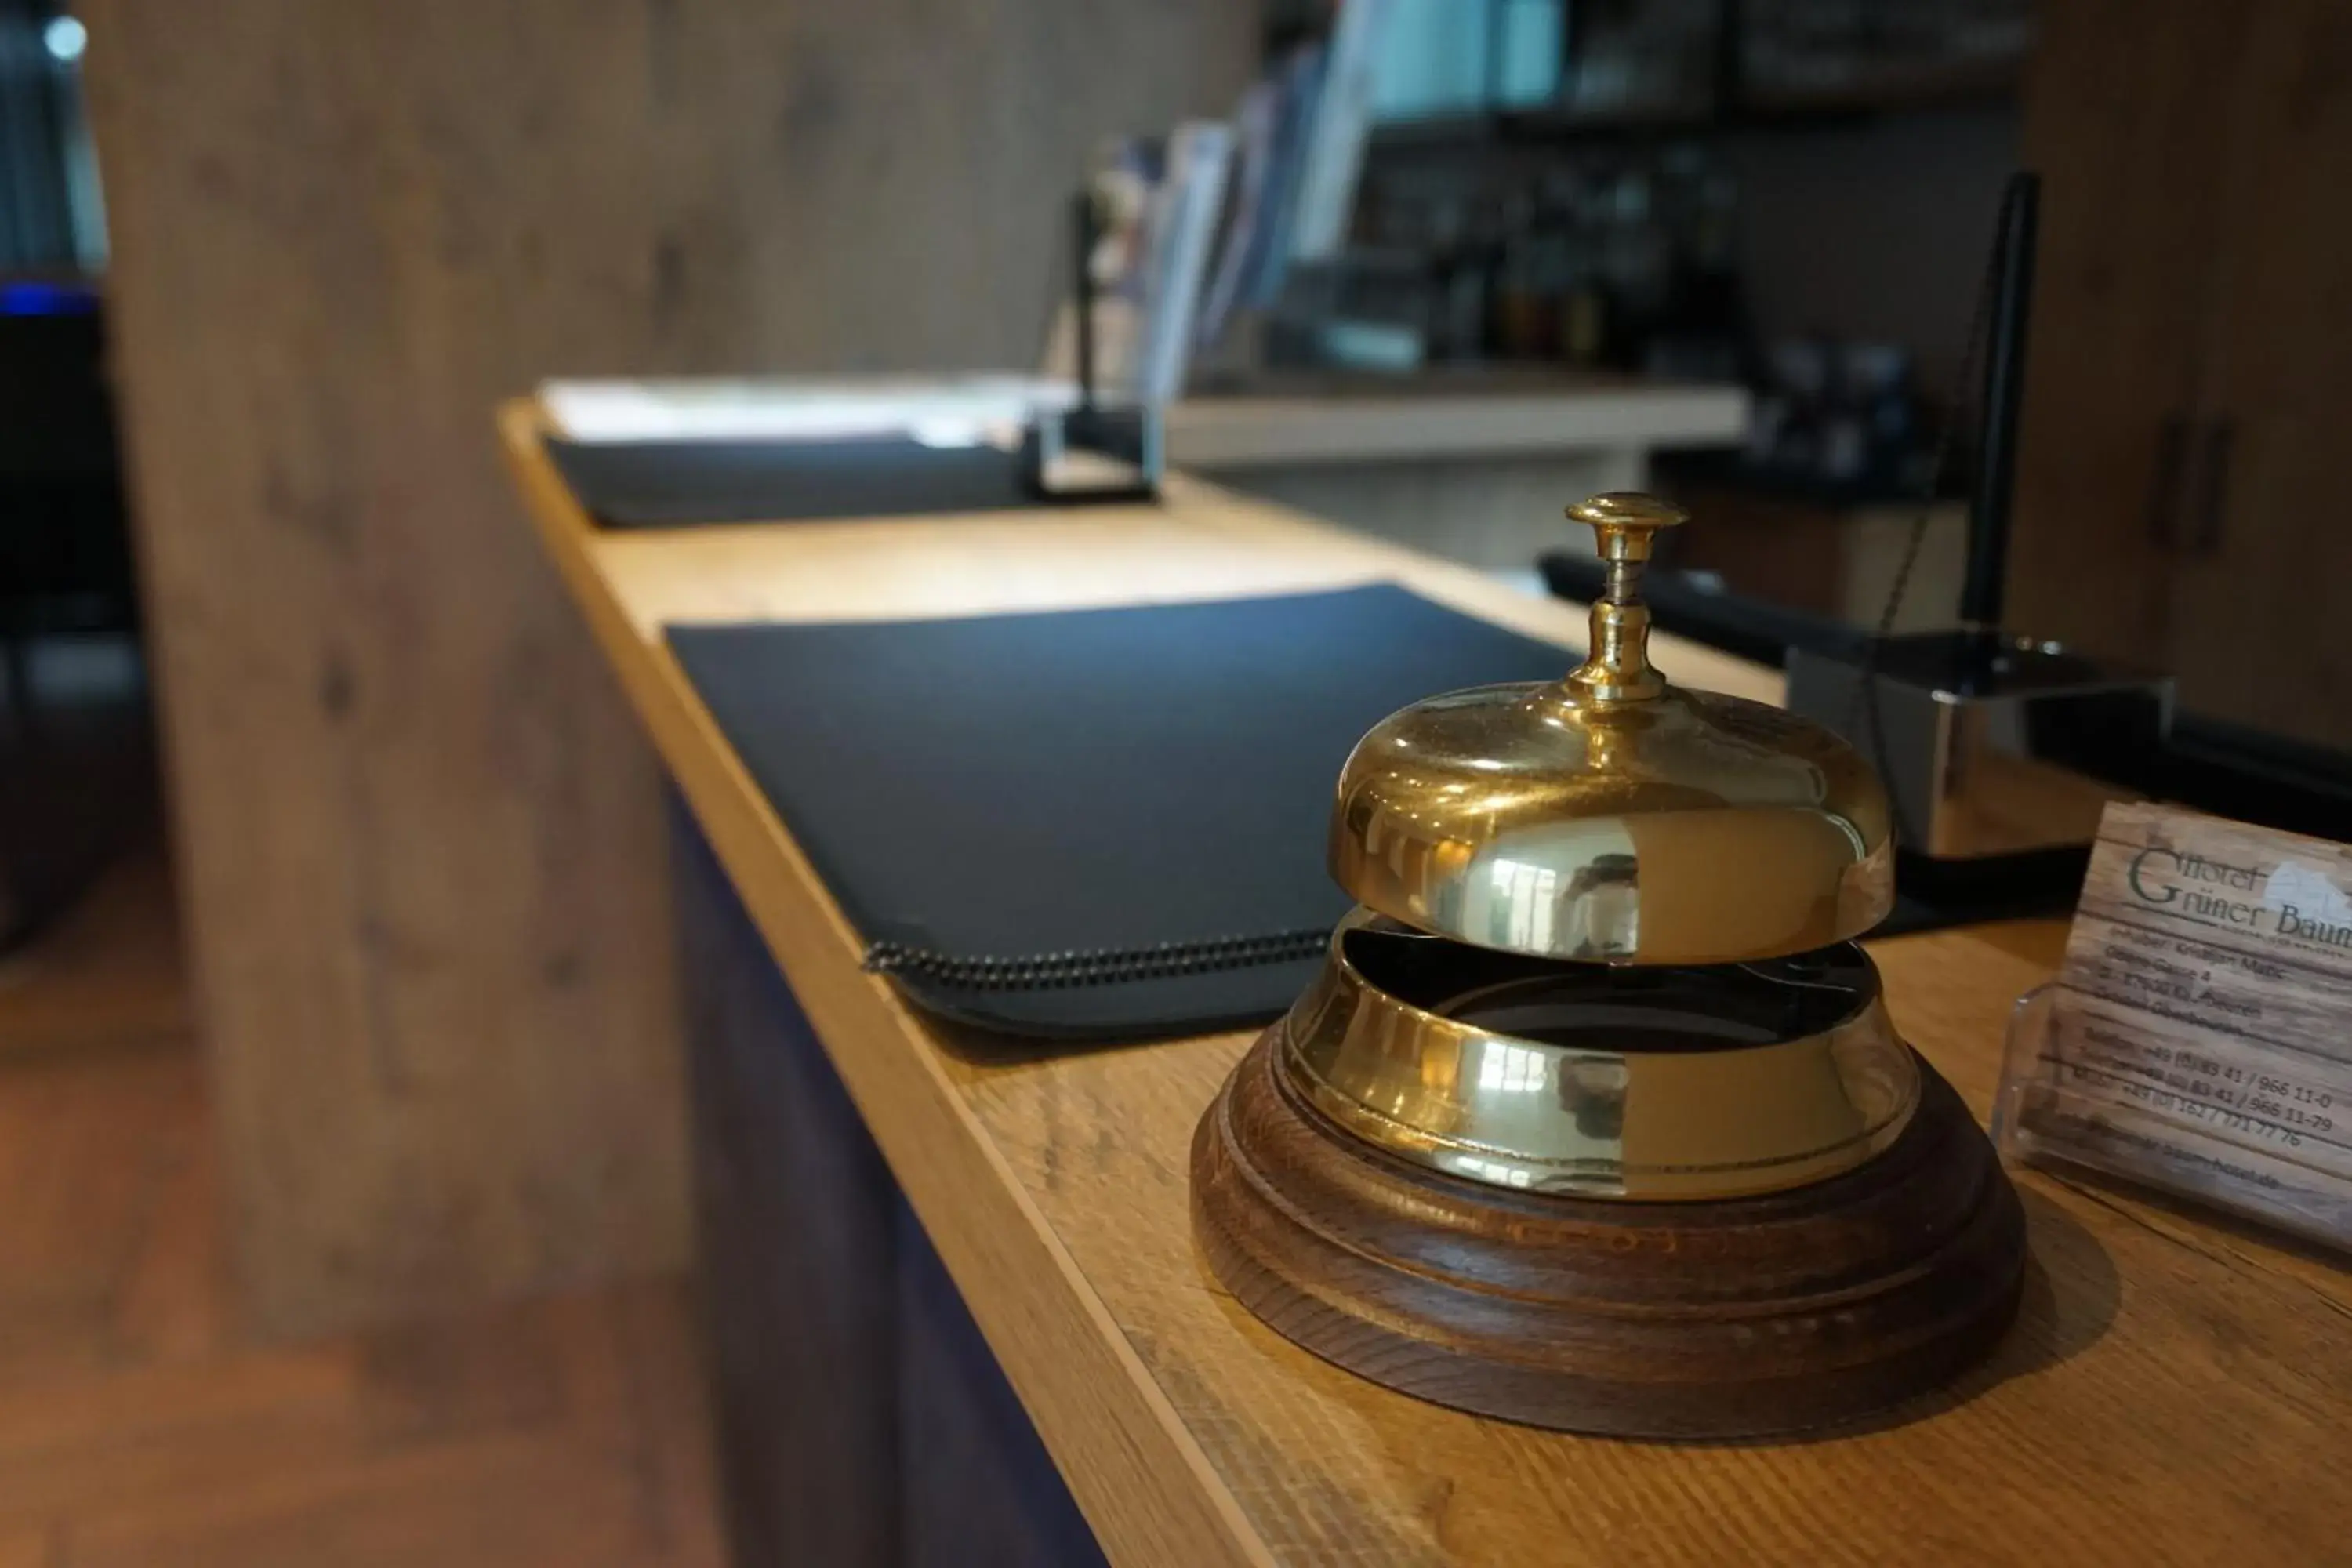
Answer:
1191 1027 2027 1439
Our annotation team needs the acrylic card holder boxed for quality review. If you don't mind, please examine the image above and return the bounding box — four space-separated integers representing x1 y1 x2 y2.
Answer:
1994 802 2352 1250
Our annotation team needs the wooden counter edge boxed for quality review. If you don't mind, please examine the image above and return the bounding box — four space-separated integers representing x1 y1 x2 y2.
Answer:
496 401 1279 1568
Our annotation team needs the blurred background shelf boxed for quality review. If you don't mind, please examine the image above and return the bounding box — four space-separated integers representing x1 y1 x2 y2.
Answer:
1373 58 2021 148
1174 372 1748 572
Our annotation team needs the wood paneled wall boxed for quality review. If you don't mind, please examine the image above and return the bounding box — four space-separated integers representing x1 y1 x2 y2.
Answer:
78 0 1254 1338
2013 0 2352 751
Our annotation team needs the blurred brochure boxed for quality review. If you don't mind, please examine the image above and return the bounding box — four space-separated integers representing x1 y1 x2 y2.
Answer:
1286 0 1389 263
1198 43 1321 347
1138 122 1235 401
1041 122 1233 406
1196 0 1390 368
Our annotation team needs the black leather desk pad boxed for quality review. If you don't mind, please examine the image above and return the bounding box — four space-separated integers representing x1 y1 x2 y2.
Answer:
667 583 2049 1043
548 435 1039 528
667 585 1574 1039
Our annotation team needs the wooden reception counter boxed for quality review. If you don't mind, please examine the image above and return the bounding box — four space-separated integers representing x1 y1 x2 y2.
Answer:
499 401 2349 1567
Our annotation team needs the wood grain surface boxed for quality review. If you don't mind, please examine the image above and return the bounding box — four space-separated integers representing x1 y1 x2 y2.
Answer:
2012 0 2352 750
78 0 1251 1339
503 401 2352 1567
2009 0 2244 675
0 838 184 1057
2159 0 2352 751
1192 1031 2026 1439
0 833 724 1567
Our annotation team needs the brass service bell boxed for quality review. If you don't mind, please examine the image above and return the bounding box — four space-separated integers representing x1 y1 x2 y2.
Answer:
1190 492 2027 1439
1295 492 1914 1201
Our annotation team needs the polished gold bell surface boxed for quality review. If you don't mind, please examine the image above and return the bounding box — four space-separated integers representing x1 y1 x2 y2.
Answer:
1279 912 1919 1200
1329 492 1894 966
1282 490 1918 1201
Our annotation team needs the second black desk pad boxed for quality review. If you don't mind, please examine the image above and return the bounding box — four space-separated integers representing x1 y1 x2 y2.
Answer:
667 585 1576 1039
549 435 1039 528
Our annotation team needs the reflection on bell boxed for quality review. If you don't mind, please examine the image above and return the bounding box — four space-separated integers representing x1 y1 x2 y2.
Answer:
1330 493 1894 968
1283 913 1921 1200
1190 492 2028 1440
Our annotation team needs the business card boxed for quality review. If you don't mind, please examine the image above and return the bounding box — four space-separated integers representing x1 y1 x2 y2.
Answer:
1995 802 2352 1248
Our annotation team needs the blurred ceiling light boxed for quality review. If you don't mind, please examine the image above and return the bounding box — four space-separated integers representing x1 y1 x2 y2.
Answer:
44 16 87 63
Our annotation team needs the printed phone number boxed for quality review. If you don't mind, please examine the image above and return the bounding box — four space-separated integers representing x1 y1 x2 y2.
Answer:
2064 1064 2311 1146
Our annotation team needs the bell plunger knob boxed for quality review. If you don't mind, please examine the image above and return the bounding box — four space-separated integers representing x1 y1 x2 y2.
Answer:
1563 492 1688 704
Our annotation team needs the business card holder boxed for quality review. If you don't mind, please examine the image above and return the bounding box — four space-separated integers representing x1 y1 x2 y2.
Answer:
1994 804 2352 1255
